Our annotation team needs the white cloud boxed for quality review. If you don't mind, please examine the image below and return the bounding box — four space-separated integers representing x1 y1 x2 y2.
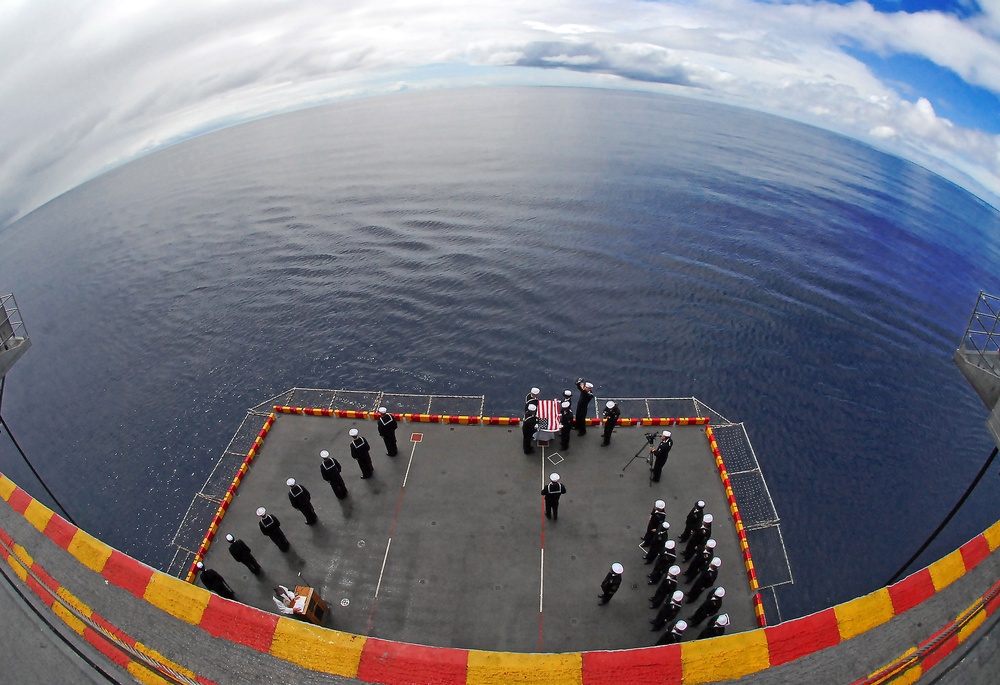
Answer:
0 0 998 227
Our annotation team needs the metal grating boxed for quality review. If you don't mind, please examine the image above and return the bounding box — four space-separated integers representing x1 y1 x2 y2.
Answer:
729 471 779 527
712 423 759 474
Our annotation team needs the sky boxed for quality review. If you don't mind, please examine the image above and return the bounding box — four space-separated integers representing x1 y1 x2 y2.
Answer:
1 0 999 228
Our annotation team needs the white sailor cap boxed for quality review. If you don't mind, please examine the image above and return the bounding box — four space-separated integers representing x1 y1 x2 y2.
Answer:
550 473 560 482
705 539 717 549
349 428 359 437
563 389 573 397
196 561 204 570
527 404 537 412
671 590 684 603
561 401 570 408
378 406 388 413
286 477 296 487
585 382 594 389
661 521 670 530
530 387 540 395
606 400 615 408
662 430 671 438
655 499 666 509
710 557 722 568
320 450 330 459
225 533 234 543
664 540 676 550
716 613 731 626
674 620 688 632
256 507 267 517
668 565 681 577
696 500 706 508
703 513 714 524
713 586 726 598
611 563 623 574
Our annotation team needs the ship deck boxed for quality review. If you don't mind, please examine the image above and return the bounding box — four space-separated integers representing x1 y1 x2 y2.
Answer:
195 397 765 653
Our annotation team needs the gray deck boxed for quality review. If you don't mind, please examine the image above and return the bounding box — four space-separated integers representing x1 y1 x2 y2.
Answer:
199 410 757 653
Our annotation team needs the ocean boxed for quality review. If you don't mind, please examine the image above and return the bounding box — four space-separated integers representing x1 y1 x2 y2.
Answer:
0 86 998 621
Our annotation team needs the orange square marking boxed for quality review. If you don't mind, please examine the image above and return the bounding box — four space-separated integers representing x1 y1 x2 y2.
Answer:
411 433 423 442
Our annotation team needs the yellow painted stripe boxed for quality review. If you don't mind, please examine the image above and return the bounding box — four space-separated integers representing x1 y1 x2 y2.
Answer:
835 588 895 640
0 474 15 500
127 662 176 685
984 520 1000 551
467 651 583 685
142 573 209 625
928 549 966 591
12 543 33 569
57 587 94 618
53 602 87 635
23 498 54 533
7 556 27 581
67 529 113 572
680 631 769 684
133 642 199 680
958 609 986 644
269 618 365 677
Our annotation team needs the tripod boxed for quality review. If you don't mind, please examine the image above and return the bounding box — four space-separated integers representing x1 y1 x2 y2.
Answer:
622 437 655 487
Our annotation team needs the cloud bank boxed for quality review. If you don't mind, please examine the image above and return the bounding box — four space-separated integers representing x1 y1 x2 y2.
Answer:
1 0 998 227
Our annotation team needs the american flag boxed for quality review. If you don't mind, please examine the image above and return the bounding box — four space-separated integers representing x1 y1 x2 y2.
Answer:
536 399 561 432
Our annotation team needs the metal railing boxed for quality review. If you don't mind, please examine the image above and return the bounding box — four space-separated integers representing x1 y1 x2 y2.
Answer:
0 293 28 352
957 290 1000 379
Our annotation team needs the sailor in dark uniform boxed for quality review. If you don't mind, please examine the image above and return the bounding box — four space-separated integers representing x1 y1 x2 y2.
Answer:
225 533 261 575
376 406 399 456
286 477 318 525
562 389 574 407
320 449 348 499
522 404 538 454
559 401 573 450
541 473 567 520
525 387 540 413
649 564 681 608
698 613 730 639
257 506 290 552
650 589 684 630
683 522 710 561
647 540 677 584
196 562 235 600
649 430 673 482
642 500 667 546
349 428 374 478
690 586 725 626
687 557 721 603
684 539 717 580
575 380 594 435
679 500 706 542
601 400 621 446
644 521 671 564
655 619 688 645
598 562 623 605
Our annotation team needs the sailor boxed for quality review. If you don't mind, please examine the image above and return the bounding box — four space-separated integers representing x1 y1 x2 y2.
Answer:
196 561 235 600
684 539 717 580
541 472 567 521
649 430 673 483
687 557 722 603
679 500 706 542
656 619 688 645
650 589 685 630
690 586 726 626
683 520 711 561
559 401 574 450
257 506 290 552
601 400 621 446
644 521 671 564
598 562 624 605
642 500 667 546
649 564 682 608
701 513 714 540
562 389 574 407
575 380 594 435
376 407 399 456
349 428 374 478
225 533 261 576
647 540 677 584
522 404 538 454
525 387 541 413
319 450 349 499
286 477 318 525
697 613 730 639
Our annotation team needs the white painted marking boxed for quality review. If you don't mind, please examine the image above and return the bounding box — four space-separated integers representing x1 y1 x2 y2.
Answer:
374 538 392 598
402 440 418 487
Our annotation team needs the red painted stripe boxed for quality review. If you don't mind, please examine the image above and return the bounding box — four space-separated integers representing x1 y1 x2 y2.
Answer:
199 595 278 651
7 487 31 514
42 515 78 550
920 632 960 672
25 574 56 607
960 536 991 571
888 569 936 615
90 612 138 648
31 563 61 593
84 627 133 668
582 646 683 685
358 638 469 685
765 608 840 666
101 550 155 599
